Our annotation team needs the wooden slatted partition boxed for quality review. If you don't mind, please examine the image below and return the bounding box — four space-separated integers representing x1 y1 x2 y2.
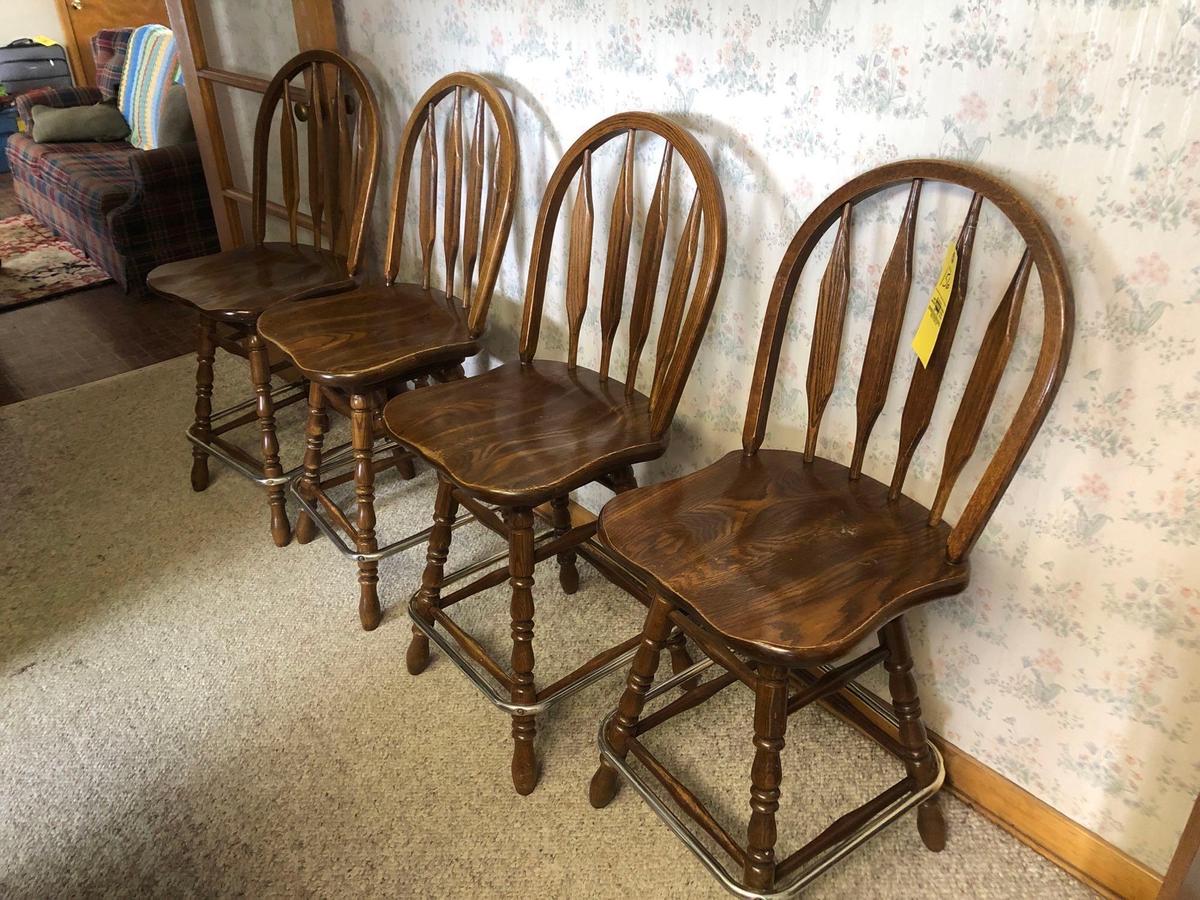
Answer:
165 0 340 251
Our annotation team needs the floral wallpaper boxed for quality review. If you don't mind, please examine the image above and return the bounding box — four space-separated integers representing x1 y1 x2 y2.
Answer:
211 0 1199 874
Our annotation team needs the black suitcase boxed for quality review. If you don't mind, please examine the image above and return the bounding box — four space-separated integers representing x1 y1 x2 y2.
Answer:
0 40 73 96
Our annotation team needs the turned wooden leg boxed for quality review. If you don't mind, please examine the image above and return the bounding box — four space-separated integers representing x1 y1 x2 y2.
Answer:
247 333 291 547
589 594 673 808
744 664 789 891
406 476 458 675
611 464 638 493
190 317 216 492
294 382 327 545
665 631 701 691
881 616 946 852
550 495 579 594
351 392 381 631
392 447 417 480
373 390 416 480
509 507 539 795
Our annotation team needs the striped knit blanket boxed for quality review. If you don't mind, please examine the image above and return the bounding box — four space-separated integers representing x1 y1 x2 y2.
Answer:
117 24 182 151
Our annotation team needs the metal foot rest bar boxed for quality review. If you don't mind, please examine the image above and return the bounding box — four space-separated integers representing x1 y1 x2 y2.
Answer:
597 661 945 899
286 439 470 562
407 531 656 718
186 379 308 486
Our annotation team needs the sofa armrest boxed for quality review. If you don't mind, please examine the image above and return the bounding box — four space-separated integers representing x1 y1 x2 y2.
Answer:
127 141 208 195
15 86 105 131
108 142 220 288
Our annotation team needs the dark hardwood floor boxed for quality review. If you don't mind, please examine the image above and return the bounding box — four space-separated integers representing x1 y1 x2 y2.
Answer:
0 174 197 406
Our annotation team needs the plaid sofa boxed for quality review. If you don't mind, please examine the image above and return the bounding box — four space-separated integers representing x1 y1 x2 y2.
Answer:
5 28 218 293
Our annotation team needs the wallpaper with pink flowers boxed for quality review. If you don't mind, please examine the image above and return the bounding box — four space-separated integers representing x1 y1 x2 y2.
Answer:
212 0 1200 873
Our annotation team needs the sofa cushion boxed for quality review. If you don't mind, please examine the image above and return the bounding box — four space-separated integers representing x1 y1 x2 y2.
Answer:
30 100 131 143
118 24 181 151
39 145 138 219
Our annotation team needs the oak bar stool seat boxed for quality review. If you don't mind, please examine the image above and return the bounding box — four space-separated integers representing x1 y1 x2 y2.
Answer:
146 49 381 548
259 283 477 387
256 73 519 630
589 159 1073 896
598 450 968 663
395 112 727 796
148 244 353 323
382 360 660 506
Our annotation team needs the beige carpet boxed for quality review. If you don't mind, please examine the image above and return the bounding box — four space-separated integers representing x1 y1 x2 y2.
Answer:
0 355 1094 898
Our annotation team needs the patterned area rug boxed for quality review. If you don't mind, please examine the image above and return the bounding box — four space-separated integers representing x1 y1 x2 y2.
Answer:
0 214 111 310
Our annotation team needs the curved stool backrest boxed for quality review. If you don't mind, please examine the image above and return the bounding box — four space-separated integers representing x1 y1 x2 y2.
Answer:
251 49 382 277
384 73 519 339
742 159 1074 561
519 112 728 439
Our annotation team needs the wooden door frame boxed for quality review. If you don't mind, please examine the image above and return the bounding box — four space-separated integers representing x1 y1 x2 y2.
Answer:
52 1 86 88
54 0 173 88
165 0 339 250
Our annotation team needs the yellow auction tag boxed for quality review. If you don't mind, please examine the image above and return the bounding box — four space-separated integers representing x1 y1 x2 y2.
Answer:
32 36 58 47
912 243 958 367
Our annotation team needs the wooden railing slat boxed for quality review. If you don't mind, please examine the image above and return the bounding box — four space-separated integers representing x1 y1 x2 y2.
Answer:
599 131 636 380
651 188 700 400
889 193 983 500
321 64 342 255
279 77 299 245
850 179 922 478
566 150 595 368
444 86 464 301
626 142 673 393
419 108 438 289
930 248 1032 524
462 93 485 309
307 64 326 250
803 202 853 461
335 67 352 256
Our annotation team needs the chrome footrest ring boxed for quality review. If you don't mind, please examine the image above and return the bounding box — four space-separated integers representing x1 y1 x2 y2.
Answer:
186 380 307 486
286 440 473 562
596 670 945 899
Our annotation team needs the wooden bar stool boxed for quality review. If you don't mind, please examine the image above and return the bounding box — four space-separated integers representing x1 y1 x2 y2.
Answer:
146 50 381 547
256 74 518 629
589 160 1074 895
383 112 727 794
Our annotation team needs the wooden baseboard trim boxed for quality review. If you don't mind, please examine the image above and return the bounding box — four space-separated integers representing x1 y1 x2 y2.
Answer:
819 690 1163 899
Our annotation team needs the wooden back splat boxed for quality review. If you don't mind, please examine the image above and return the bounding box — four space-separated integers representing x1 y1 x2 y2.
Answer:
251 49 381 275
742 159 1073 562
385 73 520 339
519 112 727 439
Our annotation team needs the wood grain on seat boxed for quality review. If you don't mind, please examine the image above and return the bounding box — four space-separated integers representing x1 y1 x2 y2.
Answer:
599 450 969 665
384 359 664 506
257 282 478 387
147 243 353 322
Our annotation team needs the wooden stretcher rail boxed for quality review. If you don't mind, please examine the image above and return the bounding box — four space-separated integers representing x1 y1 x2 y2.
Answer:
777 776 916 878
429 606 514 689
633 670 740 736
535 633 642 702
625 735 747 867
